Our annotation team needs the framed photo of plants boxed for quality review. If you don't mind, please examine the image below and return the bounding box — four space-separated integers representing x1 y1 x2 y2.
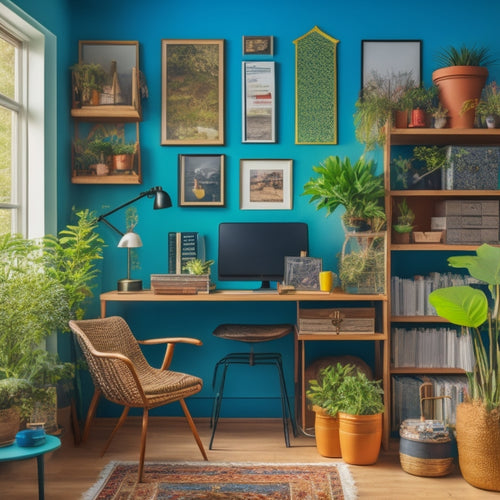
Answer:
242 61 276 143
240 159 292 210
161 39 225 146
178 154 225 207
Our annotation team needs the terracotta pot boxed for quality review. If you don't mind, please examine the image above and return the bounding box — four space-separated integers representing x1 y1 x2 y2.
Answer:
90 89 100 106
338 412 382 465
112 154 133 171
456 402 500 491
409 108 426 128
313 406 341 458
432 66 488 128
394 110 408 128
392 231 411 244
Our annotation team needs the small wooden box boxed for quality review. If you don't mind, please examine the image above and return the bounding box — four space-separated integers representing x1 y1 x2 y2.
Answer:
298 307 375 334
150 274 210 294
413 231 443 243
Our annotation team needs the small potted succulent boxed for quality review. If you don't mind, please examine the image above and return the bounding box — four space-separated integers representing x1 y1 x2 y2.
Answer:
392 198 415 244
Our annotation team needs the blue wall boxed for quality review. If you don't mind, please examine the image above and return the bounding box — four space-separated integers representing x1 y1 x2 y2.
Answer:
8 0 500 418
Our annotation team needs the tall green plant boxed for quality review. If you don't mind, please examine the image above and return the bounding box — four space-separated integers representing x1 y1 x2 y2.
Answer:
429 244 500 411
302 155 385 226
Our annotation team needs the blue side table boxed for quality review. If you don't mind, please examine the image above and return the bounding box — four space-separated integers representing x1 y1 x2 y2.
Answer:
0 434 61 500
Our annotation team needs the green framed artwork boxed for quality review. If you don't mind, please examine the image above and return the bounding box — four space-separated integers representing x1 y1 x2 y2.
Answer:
293 26 339 145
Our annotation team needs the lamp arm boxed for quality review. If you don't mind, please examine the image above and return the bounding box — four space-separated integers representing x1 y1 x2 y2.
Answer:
97 191 149 222
99 217 125 237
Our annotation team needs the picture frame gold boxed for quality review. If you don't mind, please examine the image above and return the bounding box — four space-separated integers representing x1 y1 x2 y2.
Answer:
243 36 274 56
161 39 224 146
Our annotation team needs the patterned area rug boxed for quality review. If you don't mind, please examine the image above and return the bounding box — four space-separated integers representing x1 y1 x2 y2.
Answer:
83 461 357 500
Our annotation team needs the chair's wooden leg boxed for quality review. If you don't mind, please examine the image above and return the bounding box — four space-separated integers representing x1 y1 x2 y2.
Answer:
180 398 208 460
138 409 149 483
100 406 130 457
81 388 101 443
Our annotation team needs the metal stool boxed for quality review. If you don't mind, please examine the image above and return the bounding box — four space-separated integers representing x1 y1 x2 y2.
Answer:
209 323 297 449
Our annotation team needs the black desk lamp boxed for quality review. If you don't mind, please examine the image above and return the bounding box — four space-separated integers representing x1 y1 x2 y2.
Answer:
97 186 172 292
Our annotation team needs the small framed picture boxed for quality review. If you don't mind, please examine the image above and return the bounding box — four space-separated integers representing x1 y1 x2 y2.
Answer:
240 159 292 210
178 154 225 207
284 256 322 291
243 36 274 56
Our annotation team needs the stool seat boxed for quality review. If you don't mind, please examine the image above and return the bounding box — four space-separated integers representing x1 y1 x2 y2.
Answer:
213 323 293 342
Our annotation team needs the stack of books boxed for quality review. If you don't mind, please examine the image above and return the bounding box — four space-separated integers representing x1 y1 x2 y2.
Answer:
150 274 210 295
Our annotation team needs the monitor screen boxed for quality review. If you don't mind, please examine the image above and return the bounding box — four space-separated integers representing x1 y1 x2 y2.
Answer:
218 222 309 289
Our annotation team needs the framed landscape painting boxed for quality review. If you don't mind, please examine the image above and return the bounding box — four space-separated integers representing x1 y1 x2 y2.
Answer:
161 39 224 145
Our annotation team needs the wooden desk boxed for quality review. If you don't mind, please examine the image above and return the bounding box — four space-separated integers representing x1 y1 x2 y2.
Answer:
99 289 390 448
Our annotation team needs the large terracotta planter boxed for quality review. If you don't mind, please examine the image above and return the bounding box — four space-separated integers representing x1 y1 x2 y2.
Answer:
432 66 488 128
313 406 341 458
455 401 500 491
338 412 382 465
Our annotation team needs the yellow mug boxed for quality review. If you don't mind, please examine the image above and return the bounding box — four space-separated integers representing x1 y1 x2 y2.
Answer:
319 271 333 292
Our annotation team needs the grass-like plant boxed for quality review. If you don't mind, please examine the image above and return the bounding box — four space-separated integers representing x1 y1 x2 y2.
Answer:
436 45 495 67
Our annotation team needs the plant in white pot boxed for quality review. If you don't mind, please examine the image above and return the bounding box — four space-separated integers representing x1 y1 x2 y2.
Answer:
429 243 500 491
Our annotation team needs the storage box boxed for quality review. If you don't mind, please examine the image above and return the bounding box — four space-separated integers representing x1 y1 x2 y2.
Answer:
435 200 499 217
444 228 499 245
443 146 500 190
150 274 210 294
298 307 375 334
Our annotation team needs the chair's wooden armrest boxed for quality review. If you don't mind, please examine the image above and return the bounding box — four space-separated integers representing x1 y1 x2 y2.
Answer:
138 337 202 346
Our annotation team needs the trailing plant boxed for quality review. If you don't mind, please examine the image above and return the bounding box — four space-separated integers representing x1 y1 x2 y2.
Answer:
435 44 495 68
429 244 500 411
306 363 356 417
337 371 385 415
182 258 215 275
302 155 385 229
354 71 416 150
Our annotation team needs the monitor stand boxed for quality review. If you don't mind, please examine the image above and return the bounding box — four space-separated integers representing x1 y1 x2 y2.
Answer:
252 281 277 293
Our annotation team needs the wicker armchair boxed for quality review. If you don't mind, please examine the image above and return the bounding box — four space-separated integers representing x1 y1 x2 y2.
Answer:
69 316 207 482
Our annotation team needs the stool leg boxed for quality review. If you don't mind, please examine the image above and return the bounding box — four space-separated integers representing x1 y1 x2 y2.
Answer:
209 361 229 450
278 355 298 438
210 359 224 428
274 357 290 447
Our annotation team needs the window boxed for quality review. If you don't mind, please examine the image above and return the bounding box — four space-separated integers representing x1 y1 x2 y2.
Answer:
0 4 50 238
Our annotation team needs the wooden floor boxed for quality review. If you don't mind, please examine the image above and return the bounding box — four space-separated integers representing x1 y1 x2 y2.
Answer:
0 412 498 499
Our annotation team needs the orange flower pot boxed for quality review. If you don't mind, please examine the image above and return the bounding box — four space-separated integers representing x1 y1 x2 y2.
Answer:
432 66 488 128
313 406 341 458
338 412 382 465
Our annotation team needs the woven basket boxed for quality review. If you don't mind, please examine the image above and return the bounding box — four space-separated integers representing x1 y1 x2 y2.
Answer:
400 454 454 477
0 407 21 447
456 402 500 491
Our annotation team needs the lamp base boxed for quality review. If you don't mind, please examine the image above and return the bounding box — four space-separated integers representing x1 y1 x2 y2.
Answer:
117 279 142 292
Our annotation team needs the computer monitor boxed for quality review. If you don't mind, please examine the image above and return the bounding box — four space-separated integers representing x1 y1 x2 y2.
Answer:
218 222 309 290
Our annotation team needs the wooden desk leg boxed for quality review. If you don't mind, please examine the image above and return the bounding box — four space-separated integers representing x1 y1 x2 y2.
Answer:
36 454 45 500
100 299 106 318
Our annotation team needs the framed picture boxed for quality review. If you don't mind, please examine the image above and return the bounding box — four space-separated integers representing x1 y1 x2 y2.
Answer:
242 61 276 143
240 159 292 210
77 40 139 107
161 39 224 145
284 256 321 291
243 36 274 56
178 154 225 207
361 39 422 89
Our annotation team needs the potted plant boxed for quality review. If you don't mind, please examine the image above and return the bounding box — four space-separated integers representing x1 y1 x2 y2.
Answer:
0 378 33 446
110 141 136 171
306 363 356 457
405 85 439 127
336 371 385 465
430 102 449 129
73 138 112 176
410 145 448 189
428 244 500 491
392 198 415 244
354 72 415 149
302 155 385 231
182 258 215 275
432 44 494 128
462 81 500 128
70 63 107 106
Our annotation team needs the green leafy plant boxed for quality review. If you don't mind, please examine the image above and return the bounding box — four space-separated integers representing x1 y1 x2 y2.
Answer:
302 155 385 229
393 198 415 233
70 63 107 104
111 142 136 155
462 81 500 120
436 45 496 68
405 85 439 112
431 102 449 120
337 371 385 415
306 363 356 417
182 258 214 275
0 378 34 417
429 244 500 411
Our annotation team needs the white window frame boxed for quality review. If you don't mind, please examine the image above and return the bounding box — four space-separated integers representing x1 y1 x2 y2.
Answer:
0 2 56 238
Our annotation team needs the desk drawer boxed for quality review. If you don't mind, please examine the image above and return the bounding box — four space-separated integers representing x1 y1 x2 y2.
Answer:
298 307 375 334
